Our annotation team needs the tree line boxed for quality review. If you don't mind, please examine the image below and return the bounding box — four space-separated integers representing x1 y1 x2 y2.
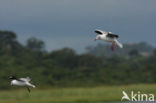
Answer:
0 30 156 89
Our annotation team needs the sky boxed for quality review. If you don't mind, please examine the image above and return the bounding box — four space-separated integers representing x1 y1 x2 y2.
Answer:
0 0 156 53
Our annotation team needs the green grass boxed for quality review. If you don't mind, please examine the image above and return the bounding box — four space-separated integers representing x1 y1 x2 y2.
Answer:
0 84 156 103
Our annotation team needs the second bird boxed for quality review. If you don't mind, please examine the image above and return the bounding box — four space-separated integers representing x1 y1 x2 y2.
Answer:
94 29 123 51
9 76 35 93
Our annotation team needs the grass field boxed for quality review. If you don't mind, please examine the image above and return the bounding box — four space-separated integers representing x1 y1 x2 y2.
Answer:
0 84 156 103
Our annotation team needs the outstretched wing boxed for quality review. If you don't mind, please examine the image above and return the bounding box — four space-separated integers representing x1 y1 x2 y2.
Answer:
19 77 31 82
107 33 119 38
94 29 106 35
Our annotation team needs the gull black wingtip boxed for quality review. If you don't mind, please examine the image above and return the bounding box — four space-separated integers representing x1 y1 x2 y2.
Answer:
94 29 103 35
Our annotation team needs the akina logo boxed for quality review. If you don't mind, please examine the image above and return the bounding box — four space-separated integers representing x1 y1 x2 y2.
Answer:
121 91 154 102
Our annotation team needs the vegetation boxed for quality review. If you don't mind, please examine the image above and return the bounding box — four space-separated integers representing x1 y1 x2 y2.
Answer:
0 84 156 103
86 42 154 57
0 30 156 89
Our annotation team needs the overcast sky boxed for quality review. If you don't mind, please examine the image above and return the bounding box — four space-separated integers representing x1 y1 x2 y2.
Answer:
0 0 156 53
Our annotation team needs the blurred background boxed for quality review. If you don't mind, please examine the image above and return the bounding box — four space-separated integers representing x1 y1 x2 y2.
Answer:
0 0 156 103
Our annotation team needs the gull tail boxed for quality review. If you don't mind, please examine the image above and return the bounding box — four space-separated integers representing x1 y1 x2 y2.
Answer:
114 39 123 48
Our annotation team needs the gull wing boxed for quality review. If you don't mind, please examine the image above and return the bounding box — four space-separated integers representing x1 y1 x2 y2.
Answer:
19 77 31 82
94 29 106 35
107 33 119 38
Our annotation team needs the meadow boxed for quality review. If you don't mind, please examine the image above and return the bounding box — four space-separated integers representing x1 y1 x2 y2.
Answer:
0 84 156 103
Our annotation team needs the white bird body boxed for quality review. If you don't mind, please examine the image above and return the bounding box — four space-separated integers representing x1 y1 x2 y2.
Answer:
96 34 115 42
11 79 35 88
11 80 27 86
94 29 123 50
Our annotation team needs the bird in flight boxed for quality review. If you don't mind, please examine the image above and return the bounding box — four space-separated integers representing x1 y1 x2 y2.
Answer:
9 76 35 93
94 29 123 51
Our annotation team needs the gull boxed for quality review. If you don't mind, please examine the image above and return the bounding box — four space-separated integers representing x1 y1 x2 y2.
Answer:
94 29 123 51
9 76 35 93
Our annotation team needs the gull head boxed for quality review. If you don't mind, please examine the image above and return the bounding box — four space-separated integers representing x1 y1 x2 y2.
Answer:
9 76 17 80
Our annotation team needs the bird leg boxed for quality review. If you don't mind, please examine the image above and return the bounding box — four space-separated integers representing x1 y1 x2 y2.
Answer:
26 86 30 93
111 42 115 51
